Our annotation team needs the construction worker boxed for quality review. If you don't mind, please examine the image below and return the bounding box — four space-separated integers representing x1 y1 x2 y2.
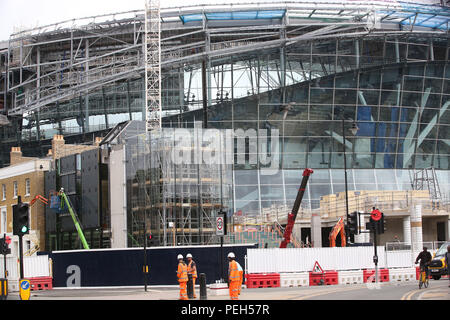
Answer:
177 254 188 300
186 253 198 298
235 258 244 295
227 252 240 300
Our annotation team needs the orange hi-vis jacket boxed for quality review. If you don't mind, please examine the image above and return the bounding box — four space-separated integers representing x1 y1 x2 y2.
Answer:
177 262 188 283
187 260 197 279
228 260 240 283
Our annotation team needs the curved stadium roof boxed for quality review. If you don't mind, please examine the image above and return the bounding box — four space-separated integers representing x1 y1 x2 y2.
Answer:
5 1 449 116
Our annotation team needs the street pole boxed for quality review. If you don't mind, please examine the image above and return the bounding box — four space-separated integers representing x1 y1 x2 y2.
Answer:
342 119 350 226
373 224 378 284
143 217 148 292
19 235 24 279
3 233 7 278
220 236 224 282
17 196 24 280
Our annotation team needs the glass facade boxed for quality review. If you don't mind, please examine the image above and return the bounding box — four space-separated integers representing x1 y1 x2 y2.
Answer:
161 35 450 215
2 3 449 246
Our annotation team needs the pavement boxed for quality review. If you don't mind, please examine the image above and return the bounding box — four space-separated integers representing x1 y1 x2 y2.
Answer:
4 280 450 301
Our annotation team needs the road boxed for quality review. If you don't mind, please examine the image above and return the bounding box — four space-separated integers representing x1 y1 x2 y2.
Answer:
5 280 449 301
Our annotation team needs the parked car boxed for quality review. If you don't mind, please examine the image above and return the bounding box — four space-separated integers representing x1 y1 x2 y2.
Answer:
429 241 450 280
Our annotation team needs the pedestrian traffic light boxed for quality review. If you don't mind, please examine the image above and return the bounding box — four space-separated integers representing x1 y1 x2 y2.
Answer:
13 203 30 236
0 238 11 255
347 211 359 235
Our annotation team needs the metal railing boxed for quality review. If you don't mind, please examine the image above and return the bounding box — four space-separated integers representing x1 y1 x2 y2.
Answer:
385 241 447 253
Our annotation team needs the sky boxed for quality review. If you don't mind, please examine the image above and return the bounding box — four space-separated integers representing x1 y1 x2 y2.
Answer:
0 0 244 41
0 0 443 41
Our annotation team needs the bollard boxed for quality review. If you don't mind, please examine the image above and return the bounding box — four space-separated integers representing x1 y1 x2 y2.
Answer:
199 273 207 300
0 279 7 301
187 274 194 299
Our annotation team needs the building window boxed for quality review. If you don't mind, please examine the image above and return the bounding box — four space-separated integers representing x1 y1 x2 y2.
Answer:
1 208 6 234
25 179 31 196
1 185 5 201
13 181 18 198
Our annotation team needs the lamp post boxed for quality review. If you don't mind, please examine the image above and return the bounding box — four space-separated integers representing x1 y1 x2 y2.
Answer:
342 119 359 242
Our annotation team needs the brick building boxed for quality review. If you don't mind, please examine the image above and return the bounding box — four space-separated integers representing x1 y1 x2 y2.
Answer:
0 135 103 254
0 148 51 255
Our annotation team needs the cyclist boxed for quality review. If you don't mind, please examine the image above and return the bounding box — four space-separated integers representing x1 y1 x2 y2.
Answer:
415 247 432 280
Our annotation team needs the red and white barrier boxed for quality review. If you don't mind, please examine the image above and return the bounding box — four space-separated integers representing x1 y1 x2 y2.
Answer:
338 270 364 284
248 266 430 289
280 272 309 287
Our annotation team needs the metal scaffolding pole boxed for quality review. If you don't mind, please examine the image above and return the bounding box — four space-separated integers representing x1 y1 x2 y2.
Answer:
144 0 162 132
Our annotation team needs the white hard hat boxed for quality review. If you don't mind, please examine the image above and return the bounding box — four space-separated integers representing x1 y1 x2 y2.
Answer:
177 254 183 260
227 252 235 258
186 253 193 258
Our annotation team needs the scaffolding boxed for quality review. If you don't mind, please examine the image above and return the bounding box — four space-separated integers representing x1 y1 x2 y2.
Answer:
410 167 442 202
125 126 232 246
144 0 162 131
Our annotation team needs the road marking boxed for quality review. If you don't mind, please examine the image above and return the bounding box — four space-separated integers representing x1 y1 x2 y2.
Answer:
401 289 422 301
401 282 449 300
295 286 365 300
418 287 450 300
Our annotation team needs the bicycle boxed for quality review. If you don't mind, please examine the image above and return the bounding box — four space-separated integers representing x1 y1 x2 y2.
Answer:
418 265 429 289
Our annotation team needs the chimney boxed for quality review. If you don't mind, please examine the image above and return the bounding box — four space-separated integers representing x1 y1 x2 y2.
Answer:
51 134 65 160
10 147 23 165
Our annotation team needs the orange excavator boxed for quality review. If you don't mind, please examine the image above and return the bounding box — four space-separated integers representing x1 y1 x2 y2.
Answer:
329 217 346 247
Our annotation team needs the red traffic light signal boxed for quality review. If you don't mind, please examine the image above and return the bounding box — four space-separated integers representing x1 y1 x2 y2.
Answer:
371 209 382 222
5 236 11 245
0 237 11 255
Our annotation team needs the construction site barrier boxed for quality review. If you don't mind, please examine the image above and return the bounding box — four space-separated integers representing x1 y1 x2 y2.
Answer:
245 273 280 289
338 270 364 285
389 267 416 282
363 269 389 283
28 277 53 291
280 272 309 287
309 270 338 286
323 271 339 285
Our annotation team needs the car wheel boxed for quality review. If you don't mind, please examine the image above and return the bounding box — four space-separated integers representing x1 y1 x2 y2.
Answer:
432 275 441 280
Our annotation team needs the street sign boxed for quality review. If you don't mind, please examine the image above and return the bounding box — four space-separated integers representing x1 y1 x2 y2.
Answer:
312 261 324 273
216 216 224 236
19 279 31 300
371 209 382 221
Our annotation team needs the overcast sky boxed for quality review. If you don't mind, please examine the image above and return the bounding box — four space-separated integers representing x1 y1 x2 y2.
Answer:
0 0 246 41
0 0 443 41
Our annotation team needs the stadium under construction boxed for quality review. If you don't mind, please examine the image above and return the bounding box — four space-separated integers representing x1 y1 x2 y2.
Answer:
0 1 449 249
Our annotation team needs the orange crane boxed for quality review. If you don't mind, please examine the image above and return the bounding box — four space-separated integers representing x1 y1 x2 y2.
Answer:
329 217 346 247
29 195 48 206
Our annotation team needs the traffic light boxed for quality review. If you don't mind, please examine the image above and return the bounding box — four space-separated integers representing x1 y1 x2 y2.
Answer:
347 211 359 235
377 212 386 234
0 238 11 255
13 203 30 236
369 212 386 235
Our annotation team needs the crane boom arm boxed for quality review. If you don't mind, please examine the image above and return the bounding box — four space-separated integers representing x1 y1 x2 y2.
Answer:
60 190 90 250
280 168 314 248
